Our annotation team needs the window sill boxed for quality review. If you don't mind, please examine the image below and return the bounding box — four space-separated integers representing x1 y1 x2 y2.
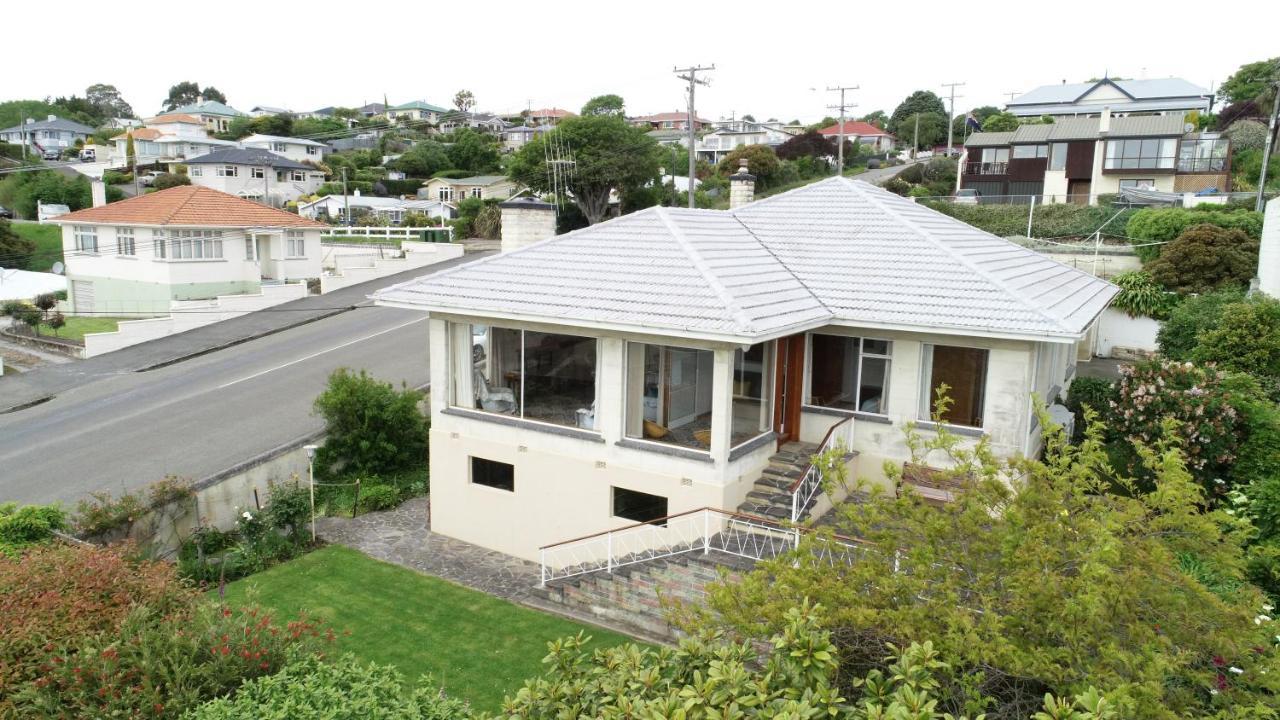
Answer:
802 404 893 425
165 258 228 263
615 438 714 463
441 407 604 443
729 431 776 461
912 420 987 438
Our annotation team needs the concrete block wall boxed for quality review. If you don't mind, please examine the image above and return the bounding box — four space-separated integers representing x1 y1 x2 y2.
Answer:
319 242 464 293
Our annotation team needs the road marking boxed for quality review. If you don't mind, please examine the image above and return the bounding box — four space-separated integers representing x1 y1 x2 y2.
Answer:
216 317 428 389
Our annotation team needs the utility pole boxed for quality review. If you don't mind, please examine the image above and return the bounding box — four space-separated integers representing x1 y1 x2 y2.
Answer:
341 167 350 225
1004 90 1020 104
913 114 920 157
1257 67 1280 212
942 82 965 157
827 85 859 175
674 64 714 208
20 118 28 161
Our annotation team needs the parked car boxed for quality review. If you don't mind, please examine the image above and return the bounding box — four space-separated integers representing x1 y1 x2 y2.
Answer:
41 149 61 161
954 188 981 205
137 171 166 187
0 205 13 219
79 147 98 162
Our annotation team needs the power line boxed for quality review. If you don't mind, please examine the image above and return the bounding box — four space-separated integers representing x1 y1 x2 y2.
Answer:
674 64 714 208
826 85 859 175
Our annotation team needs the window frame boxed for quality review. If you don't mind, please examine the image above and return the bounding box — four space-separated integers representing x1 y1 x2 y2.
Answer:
470 456 514 492
286 230 306 257
217 165 239 178
803 332 893 417
918 343 990 430
611 486 669 526
1103 137 1177 171
251 166 265 179
73 225 99 253
115 227 136 256
1048 142 1068 171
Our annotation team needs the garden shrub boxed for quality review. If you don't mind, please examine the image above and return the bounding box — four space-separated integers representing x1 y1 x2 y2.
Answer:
1193 298 1280 396
313 368 427 479
264 481 311 539
357 484 400 513
12 603 331 719
1125 207 1263 262
1145 223 1259 294
73 476 194 540
152 172 191 190
1108 271 1178 319
922 200 1137 240
882 177 910 196
1157 289 1247 360
185 654 467 720
1110 359 1242 496
0 502 66 554
1064 377 1116 441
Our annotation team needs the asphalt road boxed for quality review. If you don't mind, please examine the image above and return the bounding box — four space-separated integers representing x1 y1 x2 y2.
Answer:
0 305 430 505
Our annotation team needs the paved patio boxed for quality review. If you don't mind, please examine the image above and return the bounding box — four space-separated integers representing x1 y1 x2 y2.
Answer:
315 495 542 604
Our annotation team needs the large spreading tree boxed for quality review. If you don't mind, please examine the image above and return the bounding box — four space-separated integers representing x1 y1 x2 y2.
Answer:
507 114 661 225
580 94 625 117
163 82 227 111
888 90 947 136
85 83 134 119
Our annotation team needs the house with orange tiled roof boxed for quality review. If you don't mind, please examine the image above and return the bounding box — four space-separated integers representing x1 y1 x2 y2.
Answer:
52 186 325 315
630 111 711 131
817 120 896 154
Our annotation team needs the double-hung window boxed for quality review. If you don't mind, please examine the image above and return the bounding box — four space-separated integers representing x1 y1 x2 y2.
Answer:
919 344 989 429
306 145 319 156
286 230 306 257
116 227 135 256
251 167 265 179
190 166 203 177
271 142 287 153
170 229 224 260
291 170 306 182
73 226 98 253
217 165 238 177
806 334 892 415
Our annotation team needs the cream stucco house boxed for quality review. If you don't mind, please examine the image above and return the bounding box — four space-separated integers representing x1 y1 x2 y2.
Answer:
54 185 325 314
374 176 1117 563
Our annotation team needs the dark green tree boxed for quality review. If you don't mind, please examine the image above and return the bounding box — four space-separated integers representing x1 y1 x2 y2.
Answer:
1146 223 1259 294
391 141 450 178
1219 57 1280 106
888 90 946 136
444 129 499 173
508 115 661 224
312 368 427 479
580 94 625 117
163 82 226 111
85 84 134 119
859 109 888 127
897 112 948 148
981 112 1021 132
716 144 780 187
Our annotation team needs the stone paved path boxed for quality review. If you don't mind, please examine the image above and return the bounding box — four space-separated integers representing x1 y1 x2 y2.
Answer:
315 496 541 603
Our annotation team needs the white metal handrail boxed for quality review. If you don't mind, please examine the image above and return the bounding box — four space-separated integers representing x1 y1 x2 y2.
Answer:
790 416 854 522
538 507 865 586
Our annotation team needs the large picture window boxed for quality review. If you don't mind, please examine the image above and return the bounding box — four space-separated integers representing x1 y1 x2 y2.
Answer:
1104 138 1177 170
731 342 774 447
806 334 891 414
625 343 715 451
1011 144 1047 159
920 345 989 428
460 324 598 429
169 230 223 260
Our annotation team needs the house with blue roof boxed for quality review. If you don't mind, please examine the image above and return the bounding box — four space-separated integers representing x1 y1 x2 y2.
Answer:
1006 77 1213 119
388 100 449 124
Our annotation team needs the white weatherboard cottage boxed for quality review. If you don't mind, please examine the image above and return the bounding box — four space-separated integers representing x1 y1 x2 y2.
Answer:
375 177 1117 563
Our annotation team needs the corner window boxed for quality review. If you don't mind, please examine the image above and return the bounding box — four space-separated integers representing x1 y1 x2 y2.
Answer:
471 457 514 492
806 334 892 414
1104 138 1176 170
457 324 598 429
732 342 774 447
116 227 135 255
612 487 668 525
625 343 715 451
920 345 989 429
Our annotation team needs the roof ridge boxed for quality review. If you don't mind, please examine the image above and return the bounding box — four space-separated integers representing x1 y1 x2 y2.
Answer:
848 179 1076 333
727 212 832 318
162 186 202 225
726 175 845 215
653 207 755 333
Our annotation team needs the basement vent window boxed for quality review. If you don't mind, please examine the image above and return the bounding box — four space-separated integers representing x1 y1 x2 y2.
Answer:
470 457 514 492
612 486 668 526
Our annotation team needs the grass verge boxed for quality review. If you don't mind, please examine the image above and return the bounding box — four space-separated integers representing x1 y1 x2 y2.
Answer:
220 545 638 712
37 315 122 342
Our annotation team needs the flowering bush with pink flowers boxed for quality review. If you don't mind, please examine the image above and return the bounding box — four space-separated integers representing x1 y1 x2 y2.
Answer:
1110 358 1243 497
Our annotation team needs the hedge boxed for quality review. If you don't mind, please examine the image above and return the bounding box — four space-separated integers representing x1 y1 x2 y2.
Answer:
1125 207 1263 262
921 201 1137 240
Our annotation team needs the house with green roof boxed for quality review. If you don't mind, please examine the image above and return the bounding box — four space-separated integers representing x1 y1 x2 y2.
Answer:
165 98 247 134
388 100 449 124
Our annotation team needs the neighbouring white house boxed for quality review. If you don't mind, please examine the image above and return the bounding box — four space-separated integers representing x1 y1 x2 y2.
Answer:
388 100 449 124
185 148 326 206
695 123 797 164
52 185 325 315
111 114 240 167
299 193 455 224
1006 77 1214 120
248 105 292 117
0 115 95 154
818 121 896 154
373 173 1118 563
240 133 331 163
420 175 518 202
164 99 247 134
439 112 508 134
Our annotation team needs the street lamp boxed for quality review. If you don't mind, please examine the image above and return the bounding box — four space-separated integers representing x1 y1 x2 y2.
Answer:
304 445 319 542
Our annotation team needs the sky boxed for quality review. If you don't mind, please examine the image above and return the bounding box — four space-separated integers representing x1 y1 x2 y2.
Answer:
4 0 1274 124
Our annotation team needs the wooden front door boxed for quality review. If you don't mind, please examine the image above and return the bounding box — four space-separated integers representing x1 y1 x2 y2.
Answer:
1068 179 1091 205
773 334 806 446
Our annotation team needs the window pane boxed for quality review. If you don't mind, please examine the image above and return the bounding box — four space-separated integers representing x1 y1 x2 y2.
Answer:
474 327 521 415
926 345 989 428
859 357 889 414
862 338 891 356
521 331 597 427
732 342 773 447
613 486 667 525
626 343 715 451
471 457 514 491
807 334 859 411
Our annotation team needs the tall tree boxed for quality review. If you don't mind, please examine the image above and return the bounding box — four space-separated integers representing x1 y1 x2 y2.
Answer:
580 94 625 117
1219 57 1280 107
85 84 134 119
452 89 475 113
163 82 225 111
859 109 888 128
897 112 948 148
981 111 1021 132
444 128 500 173
508 115 661 225
888 90 947 136
776 130 835 160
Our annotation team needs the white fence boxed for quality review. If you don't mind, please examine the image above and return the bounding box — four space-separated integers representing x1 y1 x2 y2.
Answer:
82 283 307 358
323 226 454 242
319 239 464 293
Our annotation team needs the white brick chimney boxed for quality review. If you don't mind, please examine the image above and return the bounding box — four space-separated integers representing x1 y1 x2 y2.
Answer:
1098 107 1111 135
500 197 557 252
728 159 756 209
91 179 106 208
1259 197 1280 298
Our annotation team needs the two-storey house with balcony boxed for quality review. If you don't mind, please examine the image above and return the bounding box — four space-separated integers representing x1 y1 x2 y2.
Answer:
959 110 1230 204
373 174 1117 563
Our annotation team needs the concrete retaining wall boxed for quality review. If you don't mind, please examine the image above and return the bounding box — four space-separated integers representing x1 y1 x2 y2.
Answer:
1096 306 1160 359
319 241 464 294
1010 238 1142 279
81 283 308 358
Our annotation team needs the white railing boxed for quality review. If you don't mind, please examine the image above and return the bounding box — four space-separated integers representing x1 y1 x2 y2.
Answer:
323 226 454 242
539 506 865 586
790 415 854 522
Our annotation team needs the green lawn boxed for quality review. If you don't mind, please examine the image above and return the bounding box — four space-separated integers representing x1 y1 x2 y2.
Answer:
12 223 62 273
220 545 639 712
38 315 122 342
